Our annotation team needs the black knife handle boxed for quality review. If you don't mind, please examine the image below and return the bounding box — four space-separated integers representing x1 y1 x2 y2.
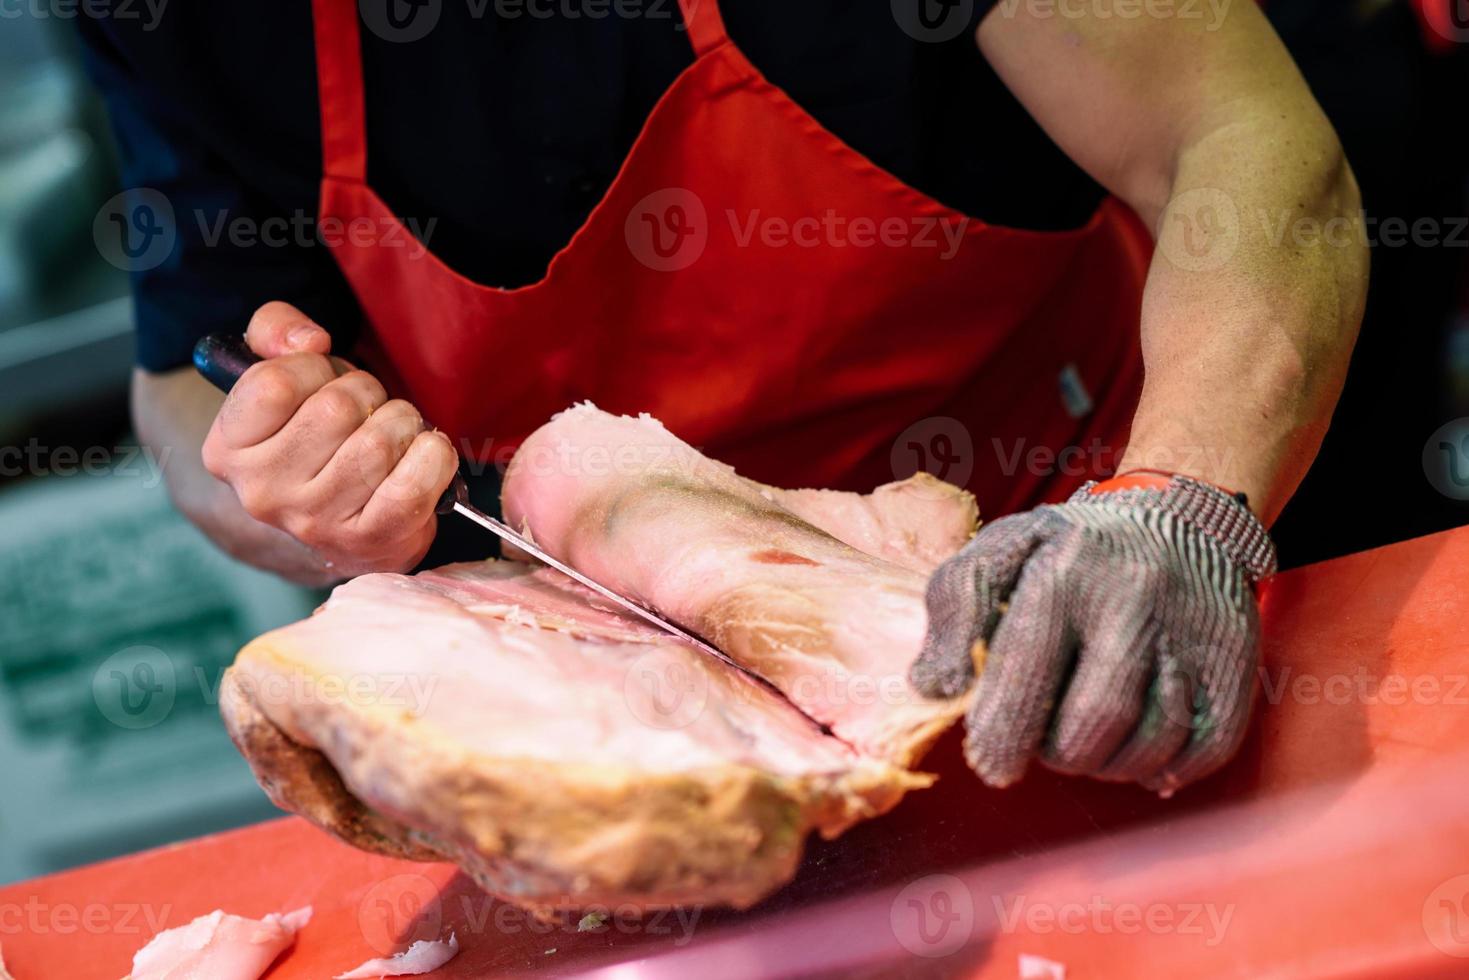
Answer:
191 332 467 516
193 333 261 393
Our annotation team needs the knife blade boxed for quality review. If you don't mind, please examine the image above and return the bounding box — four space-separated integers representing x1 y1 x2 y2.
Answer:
190 333 750 674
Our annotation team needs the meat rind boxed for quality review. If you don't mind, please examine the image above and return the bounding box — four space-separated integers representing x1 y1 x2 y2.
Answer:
223 564 926 912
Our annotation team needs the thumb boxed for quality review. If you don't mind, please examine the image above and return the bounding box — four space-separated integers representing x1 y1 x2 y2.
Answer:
244 301 332 358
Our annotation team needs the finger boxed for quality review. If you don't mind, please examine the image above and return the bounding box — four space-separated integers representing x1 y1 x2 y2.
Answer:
213 352 339 450
1041 587 1161 776
910 512 1054 699
245 301 332 358
1097 653 1197 785
255 370 389 482
355 429 458 541
961 542 1076 788
1143 610 1261 795
307 399 425 518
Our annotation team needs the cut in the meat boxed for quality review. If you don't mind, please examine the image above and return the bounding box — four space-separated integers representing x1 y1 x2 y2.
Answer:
225 563 921 911
502 404 974 763
222 405 978 912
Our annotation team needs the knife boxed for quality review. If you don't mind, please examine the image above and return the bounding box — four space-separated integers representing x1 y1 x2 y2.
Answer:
191 333 752 675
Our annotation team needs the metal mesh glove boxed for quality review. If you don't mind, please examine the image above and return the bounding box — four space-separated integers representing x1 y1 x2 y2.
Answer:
910 471 1276 795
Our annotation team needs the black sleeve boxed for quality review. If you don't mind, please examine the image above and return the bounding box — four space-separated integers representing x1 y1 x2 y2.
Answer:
75 17 363 372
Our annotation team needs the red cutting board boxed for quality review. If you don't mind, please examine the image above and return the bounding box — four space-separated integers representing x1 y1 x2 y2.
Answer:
3 525 1468 979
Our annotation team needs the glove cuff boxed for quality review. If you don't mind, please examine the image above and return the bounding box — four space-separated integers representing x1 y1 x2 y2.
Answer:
1074 471 1278 583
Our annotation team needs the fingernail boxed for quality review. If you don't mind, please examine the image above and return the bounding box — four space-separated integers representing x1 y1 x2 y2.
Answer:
287 323 319 348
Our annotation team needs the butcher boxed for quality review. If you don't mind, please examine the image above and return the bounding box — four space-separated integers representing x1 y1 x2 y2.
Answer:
81 0 1367 794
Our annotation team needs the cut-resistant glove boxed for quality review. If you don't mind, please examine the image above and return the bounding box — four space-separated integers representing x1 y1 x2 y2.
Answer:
910 470 1276 795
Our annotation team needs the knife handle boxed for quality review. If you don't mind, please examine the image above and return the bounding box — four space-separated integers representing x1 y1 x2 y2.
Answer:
192 332 261 393
191 332 468 516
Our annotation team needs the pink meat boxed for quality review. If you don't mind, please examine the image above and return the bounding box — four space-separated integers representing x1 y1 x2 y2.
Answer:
334 933 459 978
125 906 311 980
502 404 974 763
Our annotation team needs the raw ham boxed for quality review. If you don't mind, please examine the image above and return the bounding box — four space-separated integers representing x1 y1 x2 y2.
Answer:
224 562 921 911
124 906 311 980
502 404 973 762
221 405 977 911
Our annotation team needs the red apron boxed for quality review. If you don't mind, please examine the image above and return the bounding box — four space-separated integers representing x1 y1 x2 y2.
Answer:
310 0 1151 516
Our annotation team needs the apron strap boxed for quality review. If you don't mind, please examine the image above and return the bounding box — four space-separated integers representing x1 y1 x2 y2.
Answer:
678 0 729 57
310 0 368 182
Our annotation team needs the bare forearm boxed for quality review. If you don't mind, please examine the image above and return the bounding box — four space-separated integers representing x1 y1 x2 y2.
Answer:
132 367 339 586
1122 121 1368 524
976 3 1368 525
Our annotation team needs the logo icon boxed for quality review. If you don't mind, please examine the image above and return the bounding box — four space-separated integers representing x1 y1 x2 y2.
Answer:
623 648 710 730
1155 188 1240 274
624 188 708 271
891 0 975 43
357 873 444 955
1423 874 1469 958
93 189 176 272
1425 1 1469 43
359 0 442 42
891 417 974 497
890 874 975 958
92 646 177 730
1423 418 1469 501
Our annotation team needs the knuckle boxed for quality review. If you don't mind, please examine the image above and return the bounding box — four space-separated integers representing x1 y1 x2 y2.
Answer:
355 429 405 478
237 483 282 524
242 364 301 417
342 370 388 407
285 510 332 548
200 436 228 478
310 385 368 429
377 399 423 430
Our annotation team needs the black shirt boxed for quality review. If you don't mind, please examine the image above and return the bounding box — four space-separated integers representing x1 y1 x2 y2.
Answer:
77 1 1105 372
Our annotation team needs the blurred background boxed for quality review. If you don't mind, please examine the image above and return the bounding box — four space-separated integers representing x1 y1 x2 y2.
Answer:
0 7 316 884
0 1 1465 884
